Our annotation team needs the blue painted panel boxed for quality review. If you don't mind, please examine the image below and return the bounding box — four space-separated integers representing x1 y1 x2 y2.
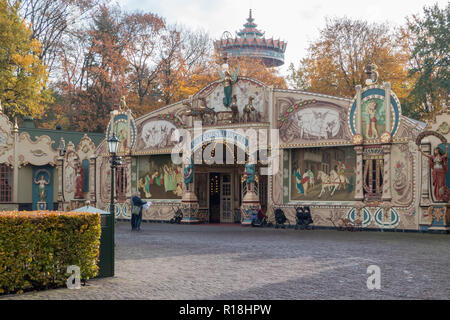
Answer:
32 165 54 210
438 143 450 189
350 101 357 134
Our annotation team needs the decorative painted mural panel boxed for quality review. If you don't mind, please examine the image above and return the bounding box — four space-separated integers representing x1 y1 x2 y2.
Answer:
361 98 385 139
290 147 356 201
278 101 350 144
106 112 136 154
348 85 401 141
137 155 182 200
199 78 269 122
136 116 182 150
391 144 414 206
99 156 111 204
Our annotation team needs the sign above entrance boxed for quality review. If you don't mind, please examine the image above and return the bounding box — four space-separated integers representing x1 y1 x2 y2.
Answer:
190 129 249 152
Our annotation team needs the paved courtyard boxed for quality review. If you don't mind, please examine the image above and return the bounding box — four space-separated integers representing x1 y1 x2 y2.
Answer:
2 222 450 300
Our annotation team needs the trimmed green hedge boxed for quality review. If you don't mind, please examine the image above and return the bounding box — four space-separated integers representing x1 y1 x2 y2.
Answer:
0 211 101 294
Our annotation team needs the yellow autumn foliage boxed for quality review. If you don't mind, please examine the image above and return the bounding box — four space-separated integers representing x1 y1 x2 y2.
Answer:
0 0 52 119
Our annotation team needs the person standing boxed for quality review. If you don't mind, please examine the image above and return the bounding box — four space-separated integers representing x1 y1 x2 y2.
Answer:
131 192 146 231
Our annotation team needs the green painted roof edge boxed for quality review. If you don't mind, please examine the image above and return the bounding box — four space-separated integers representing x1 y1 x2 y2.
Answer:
18 127 105 150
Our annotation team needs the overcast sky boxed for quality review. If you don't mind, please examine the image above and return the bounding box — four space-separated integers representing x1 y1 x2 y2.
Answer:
117 0 446 76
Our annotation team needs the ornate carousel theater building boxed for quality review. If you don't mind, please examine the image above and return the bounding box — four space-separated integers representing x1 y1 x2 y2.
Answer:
1 70 449 233
74 60 446 232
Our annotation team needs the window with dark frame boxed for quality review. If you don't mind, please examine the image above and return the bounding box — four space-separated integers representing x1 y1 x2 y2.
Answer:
0 164 13 202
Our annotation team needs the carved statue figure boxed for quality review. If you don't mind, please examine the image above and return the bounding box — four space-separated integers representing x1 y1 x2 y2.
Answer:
242 96 258 123
217 53 239 107
418 144 450 202
183 158 194 190
185 98 216 125
365 64 379 85
74 161 85 199
34 173 49 202
244 163 256 191
230 95 239 122
119 96 128 111
199 98 216 125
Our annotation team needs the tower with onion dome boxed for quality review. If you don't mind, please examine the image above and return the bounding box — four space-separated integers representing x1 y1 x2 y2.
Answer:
214 9 287 67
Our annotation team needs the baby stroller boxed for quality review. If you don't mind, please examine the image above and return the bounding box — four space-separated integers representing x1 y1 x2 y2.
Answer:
251 208 268 227
294 206 314 230
170 207 183 224
274 208 290 228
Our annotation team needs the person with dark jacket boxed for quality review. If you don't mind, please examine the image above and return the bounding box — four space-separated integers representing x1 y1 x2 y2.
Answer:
131 193 146 231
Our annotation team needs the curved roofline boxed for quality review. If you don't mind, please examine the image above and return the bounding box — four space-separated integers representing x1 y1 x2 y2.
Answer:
135 98 189 123
136 78 355 123
195 76 269 98
401 115 426 129
274 88 352 103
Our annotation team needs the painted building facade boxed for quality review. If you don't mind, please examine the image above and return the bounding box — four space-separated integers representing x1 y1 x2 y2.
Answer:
0 114 103 212
90 66 450 232
1 69 449 232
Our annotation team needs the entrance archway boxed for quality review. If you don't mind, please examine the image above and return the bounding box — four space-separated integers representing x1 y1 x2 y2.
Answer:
189 140 267 224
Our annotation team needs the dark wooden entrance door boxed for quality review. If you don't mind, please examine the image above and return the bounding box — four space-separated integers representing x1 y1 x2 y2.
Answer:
209 173 220 223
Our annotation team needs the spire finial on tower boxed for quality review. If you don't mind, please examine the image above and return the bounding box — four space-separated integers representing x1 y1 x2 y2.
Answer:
247 8 254 23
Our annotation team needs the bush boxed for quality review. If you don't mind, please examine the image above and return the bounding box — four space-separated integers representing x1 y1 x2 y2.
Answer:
0 211 101 294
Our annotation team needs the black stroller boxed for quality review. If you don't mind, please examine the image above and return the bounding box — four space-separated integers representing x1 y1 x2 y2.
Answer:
274 208 290 228
294 206 314 230
170 207 183 224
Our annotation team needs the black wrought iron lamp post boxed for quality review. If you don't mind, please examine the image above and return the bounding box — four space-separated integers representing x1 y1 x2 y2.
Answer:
107 133 121 277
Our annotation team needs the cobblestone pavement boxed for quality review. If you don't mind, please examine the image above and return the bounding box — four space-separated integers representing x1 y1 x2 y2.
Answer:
2 222 450 300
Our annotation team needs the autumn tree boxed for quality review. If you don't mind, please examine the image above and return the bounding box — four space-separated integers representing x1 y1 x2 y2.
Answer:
38 27 91 130
404 3 449 119
16 0 104 76
287 17 411 101
168 28 216 100
122 11 165 114
52 4 128 132
38 5 286 131
0 0 51 119
157 26 215 106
